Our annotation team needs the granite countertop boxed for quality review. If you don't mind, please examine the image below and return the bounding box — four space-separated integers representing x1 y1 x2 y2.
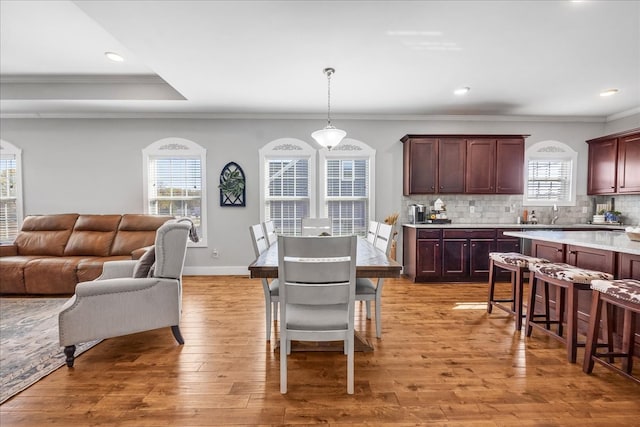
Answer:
503 230 640 256
402 223 626 230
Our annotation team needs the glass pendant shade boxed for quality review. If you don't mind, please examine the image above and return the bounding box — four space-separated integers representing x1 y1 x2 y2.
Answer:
312 125 346 150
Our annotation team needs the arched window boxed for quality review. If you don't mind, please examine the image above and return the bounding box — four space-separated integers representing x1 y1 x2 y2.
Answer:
524 140 577 206
143 138 207 246
259 138 317 236
0 140 23 243
318 139 376 236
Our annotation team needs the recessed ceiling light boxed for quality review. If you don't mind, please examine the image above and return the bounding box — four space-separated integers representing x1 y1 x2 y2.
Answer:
104 52 124 62
600 88 619 97
454 87 470 95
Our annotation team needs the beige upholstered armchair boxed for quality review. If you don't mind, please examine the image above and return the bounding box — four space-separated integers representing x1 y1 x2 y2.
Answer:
58 220 191 367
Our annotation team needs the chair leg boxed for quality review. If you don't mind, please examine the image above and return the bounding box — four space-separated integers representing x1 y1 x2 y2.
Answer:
566 285 578 363
265 299 272 342
526 275 538 337
557 286 566 338
64 345 76 368
622 310 637 373
280 335 288 394
514 268 523 330
171 325 185 344
365 301 372 319
347 334 354 394
375 296 382 339
273 301 278 321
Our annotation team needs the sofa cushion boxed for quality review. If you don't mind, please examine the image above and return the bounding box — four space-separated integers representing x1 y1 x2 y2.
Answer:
14 214 79 256
110 215 172 256
0 256 43 294
133 246 156 278
64 214 122 256
23 257 90 294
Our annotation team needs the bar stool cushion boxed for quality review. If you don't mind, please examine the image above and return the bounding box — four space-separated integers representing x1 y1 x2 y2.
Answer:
590 279 640 305
489 252 549 268
529 262 613 284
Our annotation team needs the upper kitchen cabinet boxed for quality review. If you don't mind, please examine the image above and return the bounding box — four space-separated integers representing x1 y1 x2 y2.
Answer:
401 136 465 195
402 134 526 195
587 128 640 195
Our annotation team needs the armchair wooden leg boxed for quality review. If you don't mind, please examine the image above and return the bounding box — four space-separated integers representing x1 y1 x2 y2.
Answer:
64 345 76 368
171 325 185 345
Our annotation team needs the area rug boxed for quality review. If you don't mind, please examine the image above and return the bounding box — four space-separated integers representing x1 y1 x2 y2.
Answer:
0 298 101 404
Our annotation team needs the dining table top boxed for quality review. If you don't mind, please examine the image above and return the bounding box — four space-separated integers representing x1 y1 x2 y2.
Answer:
248 237 402 279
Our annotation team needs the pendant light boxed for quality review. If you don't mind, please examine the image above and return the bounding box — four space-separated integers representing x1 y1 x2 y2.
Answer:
312 67 346 150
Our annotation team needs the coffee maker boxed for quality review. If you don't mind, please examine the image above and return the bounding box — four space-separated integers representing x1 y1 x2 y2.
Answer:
408 204 426 224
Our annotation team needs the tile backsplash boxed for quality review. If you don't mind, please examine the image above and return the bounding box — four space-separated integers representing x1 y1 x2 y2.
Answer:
400 194 640 226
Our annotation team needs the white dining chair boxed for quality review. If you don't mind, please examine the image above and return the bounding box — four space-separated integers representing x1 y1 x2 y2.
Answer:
356 222 393 338
366 220 379 245
300 217 332 236
263 220 278 246
249 224 279 341
278 235 357 394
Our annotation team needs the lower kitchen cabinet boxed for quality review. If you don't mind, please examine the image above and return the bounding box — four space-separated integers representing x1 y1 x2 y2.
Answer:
441 229 495 281
618 253 640 280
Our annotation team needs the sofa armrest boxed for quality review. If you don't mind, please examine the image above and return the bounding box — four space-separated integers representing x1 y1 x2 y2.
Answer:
0 244 18 257
98 260 137 280
131 245 153 260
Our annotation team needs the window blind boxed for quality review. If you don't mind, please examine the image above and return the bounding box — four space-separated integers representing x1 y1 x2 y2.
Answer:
148 156 202 234
266 159 310 235
326 159 369 236
0 155 18 243
526 159 572 202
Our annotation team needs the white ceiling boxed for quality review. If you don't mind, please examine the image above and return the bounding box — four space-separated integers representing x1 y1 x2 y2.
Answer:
1 0 639 120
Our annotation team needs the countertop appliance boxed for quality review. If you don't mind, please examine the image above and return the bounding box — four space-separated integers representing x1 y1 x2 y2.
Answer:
408 204 426 224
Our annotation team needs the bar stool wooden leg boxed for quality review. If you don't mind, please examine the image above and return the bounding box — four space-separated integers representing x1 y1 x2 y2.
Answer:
514 268 523 330
621 309 636 373
583 291 602 373
487 258 496 314
543 282 551 330
567 284 579 363
526 275 538 337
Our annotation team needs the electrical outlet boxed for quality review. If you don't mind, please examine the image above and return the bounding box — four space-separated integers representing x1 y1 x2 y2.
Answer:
582 207 588 213
469 206 475 214
212 249 220 258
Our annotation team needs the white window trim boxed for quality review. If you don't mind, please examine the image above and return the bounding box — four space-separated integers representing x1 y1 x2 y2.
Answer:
0 139 23 243
259 138 317 224
318 138 376 228
523 140 577 207
142 137 207 247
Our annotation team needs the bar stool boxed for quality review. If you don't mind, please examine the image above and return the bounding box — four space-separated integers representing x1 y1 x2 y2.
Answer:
526 262 613 363
583 279 640 384
487 252 549 330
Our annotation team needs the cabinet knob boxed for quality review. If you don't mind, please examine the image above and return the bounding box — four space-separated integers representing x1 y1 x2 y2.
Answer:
557 249 563 253
611 186 615 189
440 186 444 189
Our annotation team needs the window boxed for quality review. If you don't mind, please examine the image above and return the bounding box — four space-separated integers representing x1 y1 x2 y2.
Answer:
320 140 375 236
143 138 207 246
0 140 23 243
524 141 577 206
260 138 316 236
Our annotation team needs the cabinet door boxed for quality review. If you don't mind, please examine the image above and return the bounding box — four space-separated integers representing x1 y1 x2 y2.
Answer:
496 138 524 194
587 138 618 195
532 240 564 262
618 253 640 280
465 139 496 193
566 245 615 275
416 239 441 278
438 138 466 193
403 138 437 195
442 239 468 279
617 132 640 194
470 239 494 279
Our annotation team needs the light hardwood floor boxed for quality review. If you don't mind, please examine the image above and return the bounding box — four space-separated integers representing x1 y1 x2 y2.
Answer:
1 276 639 426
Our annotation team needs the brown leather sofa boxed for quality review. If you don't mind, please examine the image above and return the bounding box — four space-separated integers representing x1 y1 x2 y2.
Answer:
0 213 173 295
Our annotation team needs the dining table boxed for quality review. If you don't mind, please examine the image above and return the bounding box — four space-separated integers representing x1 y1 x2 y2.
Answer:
247 236 402 352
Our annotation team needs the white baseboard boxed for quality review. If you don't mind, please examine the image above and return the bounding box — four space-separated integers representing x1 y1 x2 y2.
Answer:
183 266 250 276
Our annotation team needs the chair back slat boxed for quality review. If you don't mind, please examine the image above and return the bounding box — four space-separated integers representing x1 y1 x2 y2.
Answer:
250 224 269 257
301 217 332 236
263 220 278 246
366 220 379 244
374 223 393 254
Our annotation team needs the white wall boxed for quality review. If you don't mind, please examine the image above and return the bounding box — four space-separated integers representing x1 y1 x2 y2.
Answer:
1 115 635 274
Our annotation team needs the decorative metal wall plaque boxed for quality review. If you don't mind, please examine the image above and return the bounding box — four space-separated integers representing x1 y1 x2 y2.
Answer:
219 162 246 207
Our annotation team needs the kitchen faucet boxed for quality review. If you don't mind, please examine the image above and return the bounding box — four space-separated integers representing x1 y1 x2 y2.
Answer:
551 204 559 225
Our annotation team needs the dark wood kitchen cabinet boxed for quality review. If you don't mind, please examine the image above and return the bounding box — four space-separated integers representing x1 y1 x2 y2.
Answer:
587 128 640 195
402 134 526 195
403 228 442 281
441 229 495 281
466 138 525 194
401 136 465 195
